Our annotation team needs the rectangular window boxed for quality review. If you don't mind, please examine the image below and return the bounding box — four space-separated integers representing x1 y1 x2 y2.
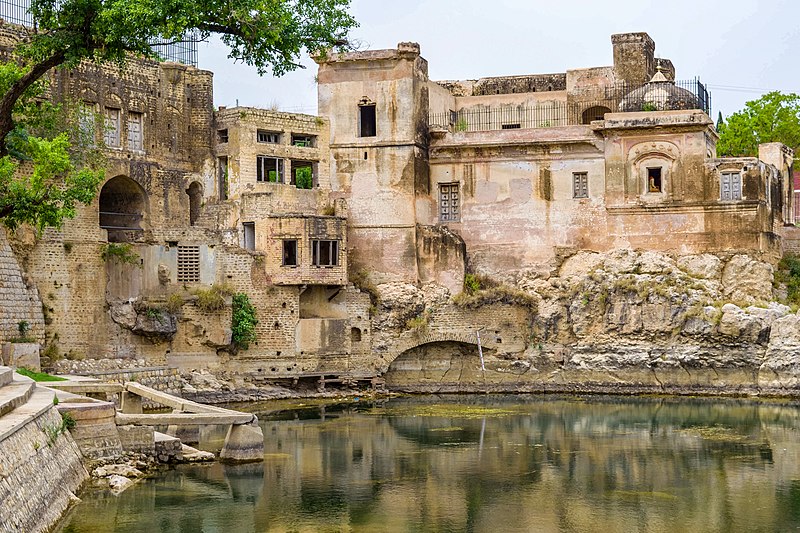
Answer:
282 240 298 266
647 167 662 193
243 222 255 251
721 172 742 201
311 240 339 267
439 183 460 222
128 111 143 151
217 129 229 143
573 172 588 198
291 160 314 189
359 104 376 137
79 103 96 147
104 107 120 147
501 123 521 129
257 130 280 143
291 134 316 147
256 156 284 183
176 246 201 283
218 157 228 200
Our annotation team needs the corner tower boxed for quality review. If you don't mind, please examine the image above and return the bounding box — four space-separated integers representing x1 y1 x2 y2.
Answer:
316 42 430 284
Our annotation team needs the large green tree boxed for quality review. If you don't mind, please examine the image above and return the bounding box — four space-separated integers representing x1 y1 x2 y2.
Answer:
0 0 357 230
717 91 800 157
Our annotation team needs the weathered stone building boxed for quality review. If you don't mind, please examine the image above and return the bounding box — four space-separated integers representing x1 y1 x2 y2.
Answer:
2 29 799 395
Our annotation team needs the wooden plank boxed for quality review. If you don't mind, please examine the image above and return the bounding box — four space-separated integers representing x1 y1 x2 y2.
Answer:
116 412 254 426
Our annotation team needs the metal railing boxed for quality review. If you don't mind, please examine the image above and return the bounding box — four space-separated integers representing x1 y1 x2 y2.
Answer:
430 79 711 133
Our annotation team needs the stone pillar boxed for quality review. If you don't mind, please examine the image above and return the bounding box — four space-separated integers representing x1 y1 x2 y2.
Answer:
612 32 656 86
219 419 264 463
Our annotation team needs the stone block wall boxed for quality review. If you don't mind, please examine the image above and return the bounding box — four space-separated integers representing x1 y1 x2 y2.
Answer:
0 405 88 533
0 232 45 344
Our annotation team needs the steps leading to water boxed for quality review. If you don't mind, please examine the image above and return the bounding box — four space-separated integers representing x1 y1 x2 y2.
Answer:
0 370 35 418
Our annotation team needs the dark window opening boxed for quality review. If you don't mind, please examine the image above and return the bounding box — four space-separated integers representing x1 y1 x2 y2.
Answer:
283 240 298 266
351 327 362 343
257 130 280 143
218 157 228 200
187 182 203 226
217 129 228 143
257 156 284 183
573 172 588 198
311 240 339 267
291 134 316 147
291 160 315 189
648 167 662 193
581 106 612 124
243 222 255 251
359 104 376 137
99 175 146 242
501 123 521 129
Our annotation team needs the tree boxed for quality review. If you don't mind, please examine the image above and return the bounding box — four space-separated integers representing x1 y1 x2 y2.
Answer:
0 0 357 230
0 61 104 231
717 91 800 157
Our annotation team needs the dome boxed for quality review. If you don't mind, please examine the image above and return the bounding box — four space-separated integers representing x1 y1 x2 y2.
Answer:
619 70 700 112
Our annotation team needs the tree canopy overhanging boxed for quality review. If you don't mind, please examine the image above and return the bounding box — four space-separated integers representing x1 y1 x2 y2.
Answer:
0 0 357 231
716 91 800 157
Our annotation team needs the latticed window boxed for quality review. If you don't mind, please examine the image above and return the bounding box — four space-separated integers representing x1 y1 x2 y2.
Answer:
573 172 588 198
439 183 460 222
177 246 200 282
128 112 143 151
104 107 120 147
721 172 742 201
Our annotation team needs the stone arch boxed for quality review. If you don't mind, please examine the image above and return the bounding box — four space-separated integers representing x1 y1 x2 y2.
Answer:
581 105 611 124
351 327 362 343
186 181 203 226
381 330 496 373
627 141 680 200
99 175 148 242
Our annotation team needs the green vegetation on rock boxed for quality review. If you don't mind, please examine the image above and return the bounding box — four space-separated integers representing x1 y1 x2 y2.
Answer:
16 367 67 382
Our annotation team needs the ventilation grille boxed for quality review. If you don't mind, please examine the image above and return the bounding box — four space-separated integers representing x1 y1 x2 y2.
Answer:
177 246 200 282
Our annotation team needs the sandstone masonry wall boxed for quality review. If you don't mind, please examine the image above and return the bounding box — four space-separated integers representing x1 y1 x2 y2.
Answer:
0 232 45 344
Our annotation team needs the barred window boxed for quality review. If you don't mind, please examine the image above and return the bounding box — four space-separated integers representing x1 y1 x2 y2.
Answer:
573 172 588 198
439 183 460 222
721 172 742 201
177 246 200 282
311 240 339 267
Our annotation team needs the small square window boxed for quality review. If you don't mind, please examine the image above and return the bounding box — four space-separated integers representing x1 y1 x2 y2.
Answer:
257 130 280 143
573 172 588 199
257 156 284 183
217 129 229 143
311 240 339 267
291 134 316 147
282 240 298 266
647 167 662 193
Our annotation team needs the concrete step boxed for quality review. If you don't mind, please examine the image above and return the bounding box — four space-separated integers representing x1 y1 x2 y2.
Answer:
0 374 35 418
0 366 12 387
0 385 56 442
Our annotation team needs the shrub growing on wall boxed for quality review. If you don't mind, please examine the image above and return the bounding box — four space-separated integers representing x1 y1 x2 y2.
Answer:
231 293 258 349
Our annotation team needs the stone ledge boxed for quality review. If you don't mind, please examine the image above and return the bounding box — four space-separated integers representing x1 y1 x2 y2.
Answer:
0 385 55 443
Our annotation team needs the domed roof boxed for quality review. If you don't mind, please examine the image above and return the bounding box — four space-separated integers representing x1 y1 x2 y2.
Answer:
619 70 700 112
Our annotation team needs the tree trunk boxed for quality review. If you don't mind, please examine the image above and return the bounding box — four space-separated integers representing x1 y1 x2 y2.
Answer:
0 51 67 157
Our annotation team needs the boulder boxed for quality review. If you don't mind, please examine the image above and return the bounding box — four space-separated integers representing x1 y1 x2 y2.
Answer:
109 301 137 330
677 254 723 280
721 255 774 303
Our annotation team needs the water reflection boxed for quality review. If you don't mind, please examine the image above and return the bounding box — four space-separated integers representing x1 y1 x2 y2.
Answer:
60 395 800 532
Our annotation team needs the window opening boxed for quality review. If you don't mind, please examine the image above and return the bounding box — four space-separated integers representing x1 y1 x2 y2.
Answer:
187 182 202 226
721 172 742 201
218 157 228 200
311 240 339 267
439 183 460 222
79 103 96 146
104 107 120 147
177 246 200 282
217 129 228 143
501 123 521 129
359 104 376 137
282 240 298 266
243 222 255 251
647 167 662 193
99 176 145 242
291 160 314 189
573 172 588 198
128 111 143 151
257 156 284 183
257 130 280 143
291 134 316 147
351 327 362 343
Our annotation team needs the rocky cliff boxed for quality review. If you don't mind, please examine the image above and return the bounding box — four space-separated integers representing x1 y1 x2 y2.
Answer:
376 249 800 396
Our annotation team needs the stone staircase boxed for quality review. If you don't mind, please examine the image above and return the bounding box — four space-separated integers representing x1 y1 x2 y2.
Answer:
0 366 37 419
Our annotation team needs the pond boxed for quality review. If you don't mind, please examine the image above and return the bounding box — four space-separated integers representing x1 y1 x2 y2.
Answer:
58 395 800 532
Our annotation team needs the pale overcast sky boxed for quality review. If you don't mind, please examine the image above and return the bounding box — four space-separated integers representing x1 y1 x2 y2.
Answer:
198 0 799 119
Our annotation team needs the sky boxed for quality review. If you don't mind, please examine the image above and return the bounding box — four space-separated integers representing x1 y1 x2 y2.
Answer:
198 0 800 119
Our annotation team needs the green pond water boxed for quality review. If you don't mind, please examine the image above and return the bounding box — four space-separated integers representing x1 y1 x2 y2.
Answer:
57 395 800 532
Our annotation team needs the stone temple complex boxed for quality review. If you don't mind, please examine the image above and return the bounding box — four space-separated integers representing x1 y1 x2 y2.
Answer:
1 29 799 394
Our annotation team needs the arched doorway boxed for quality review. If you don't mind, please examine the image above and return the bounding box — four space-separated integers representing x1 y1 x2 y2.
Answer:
187 181 203 226
99 176 147 242
581 106 611 124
